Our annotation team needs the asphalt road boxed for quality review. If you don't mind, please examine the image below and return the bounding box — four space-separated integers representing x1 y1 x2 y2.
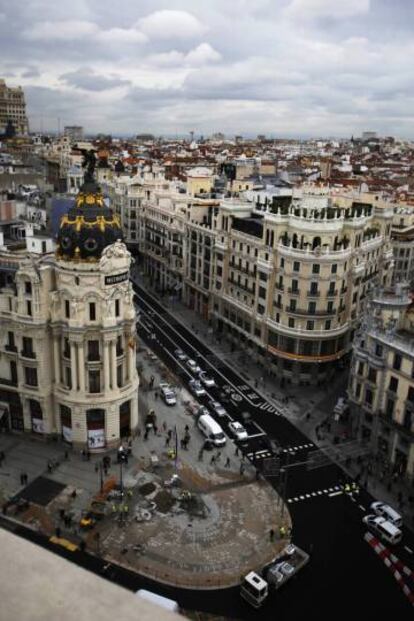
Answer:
131 279 414 619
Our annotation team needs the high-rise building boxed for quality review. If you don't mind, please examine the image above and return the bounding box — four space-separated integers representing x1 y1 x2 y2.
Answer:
64 125 84 142
0 79 29 135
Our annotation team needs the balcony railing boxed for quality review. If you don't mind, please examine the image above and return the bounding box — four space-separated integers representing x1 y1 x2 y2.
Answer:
326 290 338 298
21 350 36 359
307 290 320 298
87 354 100 362
287 288 300 295
5 344 17 353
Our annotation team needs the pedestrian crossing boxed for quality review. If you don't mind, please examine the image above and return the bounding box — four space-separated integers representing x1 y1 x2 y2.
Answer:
282 443 315 454
287 484 347 504
246 449 273 460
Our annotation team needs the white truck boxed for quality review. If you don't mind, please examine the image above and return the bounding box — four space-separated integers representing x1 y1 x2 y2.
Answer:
241 544 309 608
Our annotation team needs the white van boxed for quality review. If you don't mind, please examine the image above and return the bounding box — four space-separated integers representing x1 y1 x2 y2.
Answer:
197 413 226 447
371 501 403 528
363 515 402 545
136 589 179 613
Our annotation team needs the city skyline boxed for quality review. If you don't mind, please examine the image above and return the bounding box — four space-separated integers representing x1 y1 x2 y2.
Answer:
1 0 414 137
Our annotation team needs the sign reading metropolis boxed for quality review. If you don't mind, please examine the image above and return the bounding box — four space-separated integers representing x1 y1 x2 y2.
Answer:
105 272 128 285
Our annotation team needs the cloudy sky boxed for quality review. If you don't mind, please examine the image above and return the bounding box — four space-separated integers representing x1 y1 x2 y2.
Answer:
1 0 414 138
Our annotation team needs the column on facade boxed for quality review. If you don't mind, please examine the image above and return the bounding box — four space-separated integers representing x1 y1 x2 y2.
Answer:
103 341 110 392
53 336 61 385
70 341 77 390
127 337 135 382
110 340 117 389
77 342 85 392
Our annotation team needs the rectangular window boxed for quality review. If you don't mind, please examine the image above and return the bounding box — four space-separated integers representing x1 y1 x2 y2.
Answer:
22 336 35 358
89 370 100 393
365 388 373 405
407 386 414 403
327 301 334 313
7 332 15 349
259 286 266 299
65 300 70 319
355 382 362 398
288 318 295 328
25 281 32 295
325 320 331 330
308 302 316 314
328 282 336 294
115 299 120 317
87 340 100 361
312 264 320 274
117 364 123 388
116 336 123 356
89 302 96 321
389 376 399 393
10 360 17 384
367 368 377 383
24 367 38 387
331 264 337 274
280 257 285 268
291 279 299 292
393 353 402 371
259 272 267 282
357 362 364 376
307 320 314 330
310 282 318 294
293 261 300 272
27 300 32 316
375 344 383 358
289 299 297 311
65 367 72 389
257 304 265 315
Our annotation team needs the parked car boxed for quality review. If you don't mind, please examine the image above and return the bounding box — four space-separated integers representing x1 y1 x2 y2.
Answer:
197 414 226 447
199 371 215 387
228 421 248 441
272 562 295 577
208 400 227 418
174 349 187 362
159 383 177 406
186 359 201 374
362 514 402 545
370 501 403 528
189 379 206 397
197 406 209 418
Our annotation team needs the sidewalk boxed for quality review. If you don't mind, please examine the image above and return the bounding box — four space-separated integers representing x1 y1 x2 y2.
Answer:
134 273 414 527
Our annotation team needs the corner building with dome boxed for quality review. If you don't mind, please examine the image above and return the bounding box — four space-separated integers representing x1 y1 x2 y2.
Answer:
0 176 139 450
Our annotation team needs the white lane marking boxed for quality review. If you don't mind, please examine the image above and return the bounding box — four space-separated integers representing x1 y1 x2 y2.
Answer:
404 546 413 555
329 491 343 497
358 504 366 511
246 432 267 440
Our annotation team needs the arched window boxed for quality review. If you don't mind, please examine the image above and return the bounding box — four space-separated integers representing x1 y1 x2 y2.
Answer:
312 236 321 250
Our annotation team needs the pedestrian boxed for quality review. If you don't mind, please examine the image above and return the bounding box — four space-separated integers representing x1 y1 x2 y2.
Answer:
162 421 167 432
64 450 69 460
210 455 216 465
240 463 245 476
269 528 275 542
216 451 221 462
104 466 108 476
47 460 53 473
86 450 91 461
154 391 158 400
144 429 149 441
180 438 185 449
225 457 231 468
165 436 170 447
55 526 61 538
185 425 190 433
153 423 158 435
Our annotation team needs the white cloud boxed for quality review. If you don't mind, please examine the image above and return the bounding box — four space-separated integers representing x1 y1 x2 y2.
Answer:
137 10 207 40
23 20 99 40
284 0 370 20
0 13 6 22
185 43 221 66
95 27 147 44
148 43 221 68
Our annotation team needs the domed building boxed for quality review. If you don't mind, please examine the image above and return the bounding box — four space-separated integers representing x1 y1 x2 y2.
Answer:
0 170 139 450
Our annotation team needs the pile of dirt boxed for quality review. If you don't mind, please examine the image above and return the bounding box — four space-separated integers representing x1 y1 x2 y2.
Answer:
153 490 175 513
139 482 157 496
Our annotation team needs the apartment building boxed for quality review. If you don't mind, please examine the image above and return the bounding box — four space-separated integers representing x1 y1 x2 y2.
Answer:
211 190 394 384
0 80 29 136
391 206 414 286
348 285 414 484
0 177 139 449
